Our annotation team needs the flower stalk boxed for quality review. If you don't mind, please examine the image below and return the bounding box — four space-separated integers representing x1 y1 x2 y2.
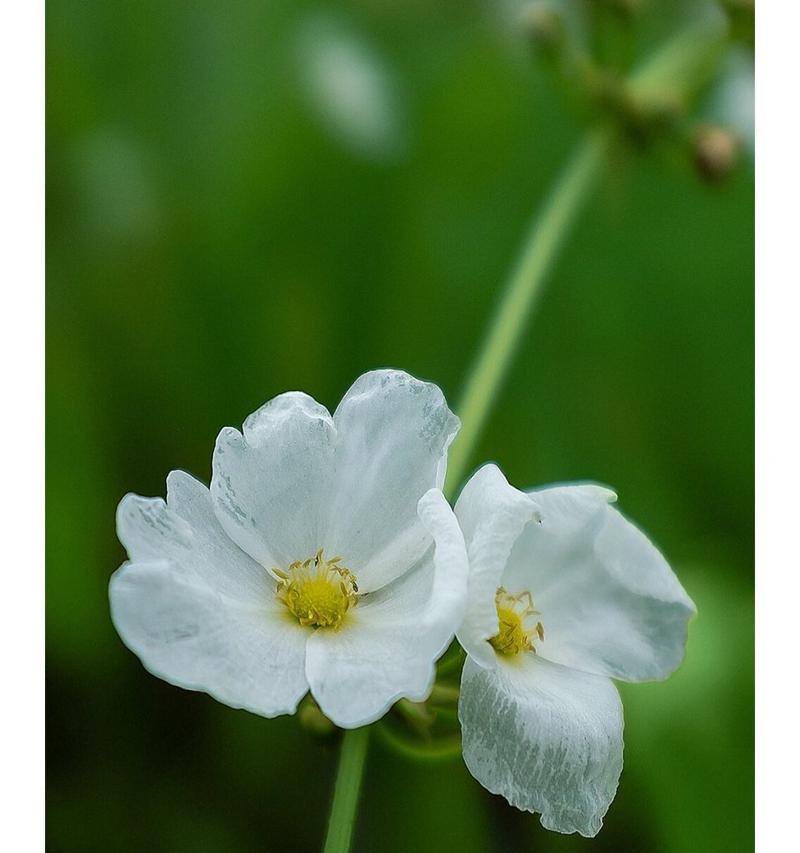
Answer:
444 16 729 495
323 728 370 853
445 129 609 494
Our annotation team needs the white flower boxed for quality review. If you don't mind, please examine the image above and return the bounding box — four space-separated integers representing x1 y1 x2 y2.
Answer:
454 464 695 837
110 370 468 729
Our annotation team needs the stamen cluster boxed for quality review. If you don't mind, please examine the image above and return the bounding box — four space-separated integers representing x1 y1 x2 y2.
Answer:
275 549 359 629
489 586 545 656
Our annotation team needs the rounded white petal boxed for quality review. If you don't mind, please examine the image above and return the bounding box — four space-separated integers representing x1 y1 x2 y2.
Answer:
324 369 460 592
211 392 337 569
110 561 309 718
305 489 467 728
503 485 696 682
117 470 272 603
459 655 623 837
454 464 540 668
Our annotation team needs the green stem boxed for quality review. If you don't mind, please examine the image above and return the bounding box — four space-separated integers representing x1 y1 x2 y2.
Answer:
442 18 731 499
322 728 370 853
444 129 610 494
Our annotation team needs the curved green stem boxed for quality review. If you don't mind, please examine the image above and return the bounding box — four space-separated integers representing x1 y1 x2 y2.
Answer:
377 723 463 763
444 129 610 494
322 728 370 853
442 18 729 498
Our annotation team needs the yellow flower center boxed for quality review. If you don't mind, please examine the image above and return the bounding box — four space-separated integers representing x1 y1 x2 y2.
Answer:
275 549 358 629
489 587 544 656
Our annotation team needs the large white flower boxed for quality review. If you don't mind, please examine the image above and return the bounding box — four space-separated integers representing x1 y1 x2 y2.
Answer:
455 464 695 837
110 370 468 729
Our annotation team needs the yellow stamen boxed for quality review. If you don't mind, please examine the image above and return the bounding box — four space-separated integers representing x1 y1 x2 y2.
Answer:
275 548 358 629
489 587 545 656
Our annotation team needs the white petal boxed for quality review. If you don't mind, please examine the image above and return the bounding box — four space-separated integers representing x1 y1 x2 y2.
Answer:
454 464 540 668
324 369 460 592
459 655 623 837
110 561 309 717
114 474 307 715
211 392 337 569
504 485 696 682
117 470 271 603
305 489 467 728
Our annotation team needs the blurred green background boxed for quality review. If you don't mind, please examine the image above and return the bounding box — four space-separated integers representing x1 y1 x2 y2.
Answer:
47 1 753 851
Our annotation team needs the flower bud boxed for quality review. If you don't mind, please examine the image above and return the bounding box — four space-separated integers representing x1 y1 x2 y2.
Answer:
693 123 740 183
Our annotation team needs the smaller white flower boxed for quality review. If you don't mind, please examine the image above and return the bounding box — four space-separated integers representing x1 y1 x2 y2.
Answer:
455 464 696 837
110 370 468 729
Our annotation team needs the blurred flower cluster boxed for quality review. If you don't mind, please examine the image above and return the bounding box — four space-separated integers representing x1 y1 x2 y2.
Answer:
491 0 754 182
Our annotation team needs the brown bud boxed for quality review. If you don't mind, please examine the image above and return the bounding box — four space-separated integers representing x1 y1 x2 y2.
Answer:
693 124 740 183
